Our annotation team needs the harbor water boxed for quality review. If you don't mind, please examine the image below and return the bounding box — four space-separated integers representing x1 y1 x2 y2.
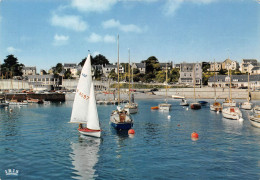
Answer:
0 99 260 179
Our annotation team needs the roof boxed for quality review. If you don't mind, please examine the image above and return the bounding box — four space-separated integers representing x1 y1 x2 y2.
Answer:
208 74 260 82
64 63 77 67
243 59 257 65
252 66 260 71
23 66 36 70
104 64 117 68
133 63 145 68
160 63 171 68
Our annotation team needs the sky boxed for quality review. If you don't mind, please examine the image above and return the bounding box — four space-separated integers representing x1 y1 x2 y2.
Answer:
0 0 260 72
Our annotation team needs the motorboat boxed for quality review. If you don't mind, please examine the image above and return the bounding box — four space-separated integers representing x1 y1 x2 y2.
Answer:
222 107 242 120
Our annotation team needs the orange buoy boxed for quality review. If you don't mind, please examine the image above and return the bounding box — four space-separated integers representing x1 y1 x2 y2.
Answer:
128 129 135 134
191 131 199 139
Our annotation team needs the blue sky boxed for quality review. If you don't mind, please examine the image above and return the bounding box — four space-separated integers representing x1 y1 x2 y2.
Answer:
0 0 259 71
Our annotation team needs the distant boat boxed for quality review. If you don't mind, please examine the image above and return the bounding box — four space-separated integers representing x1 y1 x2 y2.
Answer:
198 101 208 105
180 98 189 106
70 54 101 138
0 98 9 107
241 73 252 110
159 63 171 111
210 66 223 112
124 49 138 114
172 95 185 99
190 64 201 110
249 114 260 128
110 35 133 130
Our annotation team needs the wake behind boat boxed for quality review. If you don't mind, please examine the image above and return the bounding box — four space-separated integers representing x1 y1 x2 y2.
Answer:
70 54 101 138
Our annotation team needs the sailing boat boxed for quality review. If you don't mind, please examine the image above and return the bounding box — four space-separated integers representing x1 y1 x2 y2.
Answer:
158 63 171 111
70 54 101 138
241 72 252 110
222 68 236 107
210 61 222 112
110 35 133 130
190 64 201 110
124 49 138 114
222 68 242 120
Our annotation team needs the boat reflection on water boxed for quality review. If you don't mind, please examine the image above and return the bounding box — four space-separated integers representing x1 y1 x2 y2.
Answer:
70 136 101 179
222 117 243 135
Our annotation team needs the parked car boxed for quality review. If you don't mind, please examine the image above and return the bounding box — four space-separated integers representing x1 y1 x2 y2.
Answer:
151 88 158 92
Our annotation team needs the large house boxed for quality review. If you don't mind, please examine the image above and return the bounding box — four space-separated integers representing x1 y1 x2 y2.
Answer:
208 74 260 89
179 63 202 86
159 62 172 71
102 64 124 77
26 75 61 91
240 59 258 73
22 66 36 76
222 59 239 70
64 63 81 78
132 63 146 74
209 62 222 72
251 66 260 75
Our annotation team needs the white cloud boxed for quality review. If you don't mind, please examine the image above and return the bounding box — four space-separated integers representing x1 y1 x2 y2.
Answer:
87 33 116 43
88 33 103 43
104 35 116 43
51 14 88 32
53 34 69 46
71 0 117 12
7 47 21 54
163 0 218 16
102 19 143 33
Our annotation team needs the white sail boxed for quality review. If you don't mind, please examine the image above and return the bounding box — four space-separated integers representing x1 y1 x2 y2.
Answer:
87 82 100 130
70 54 99 127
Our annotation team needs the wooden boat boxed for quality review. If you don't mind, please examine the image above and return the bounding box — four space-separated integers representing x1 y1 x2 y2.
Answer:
151 106 159 110
210 102 222 112
241 73 252 110
124 49 138 114
249 114 260 128
70 54 101 138
159 63 171 111
110 35 133 130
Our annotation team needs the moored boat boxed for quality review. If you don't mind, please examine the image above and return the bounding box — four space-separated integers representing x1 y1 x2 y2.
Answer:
198 101 208 106
172 95 185 99
222 107 242 120
27 98 44 104
180 98 189 106
210 102 222 112
254 105 260 114
110 106 133 130
0 98 9 107
190 103 201 110
249 114 260 128
241 73 252 110
151 106 159 110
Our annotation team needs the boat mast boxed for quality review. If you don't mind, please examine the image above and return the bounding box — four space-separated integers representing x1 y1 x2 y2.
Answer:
248 72 250 102
229 67 232 101
213 60 216 102
117 34 120 105
193 64 196 101
166 63 168 103
128 48 131 104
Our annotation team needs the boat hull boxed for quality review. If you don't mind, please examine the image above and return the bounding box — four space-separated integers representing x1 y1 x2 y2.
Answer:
78 128 101 138
125 107 138 114
222 107 242 120
110 122 133 130
158 103 171 111
190 103 201 110
241 102 252 110
210 105 222 112
249 116 260 128
198 101 208 106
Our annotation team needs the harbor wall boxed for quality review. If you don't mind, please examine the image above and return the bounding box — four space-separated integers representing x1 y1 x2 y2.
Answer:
0 93 65 101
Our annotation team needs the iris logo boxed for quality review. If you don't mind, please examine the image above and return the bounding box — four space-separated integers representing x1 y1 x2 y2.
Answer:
5 169 19 176
82 73 87 77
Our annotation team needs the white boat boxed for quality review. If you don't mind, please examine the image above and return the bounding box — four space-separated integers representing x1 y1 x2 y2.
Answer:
159 62 171 111
241 101 253 110
249 114 260 128
70 54 101 138
110 35 133 130
222 107 242 120
124 49 138 114
222 68 236 107
8 100 28 105
254 105 260 114
190 64 201 110
172 95 185 99
180 98 189 106
241 73 252 110
0 98 9 107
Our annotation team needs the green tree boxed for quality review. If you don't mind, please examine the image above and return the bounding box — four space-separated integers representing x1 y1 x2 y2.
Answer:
78 54 110 67
168 68 180 82
219 68 228 75
52 63 63 74
155 71 166 83
109 69 117 81
1 54 24 78
64 68 72 79
202 62 210 73
141 56 159 74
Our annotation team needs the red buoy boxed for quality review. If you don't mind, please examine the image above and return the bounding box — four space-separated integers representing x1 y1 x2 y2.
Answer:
128 129 135 134
191 131 199 139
